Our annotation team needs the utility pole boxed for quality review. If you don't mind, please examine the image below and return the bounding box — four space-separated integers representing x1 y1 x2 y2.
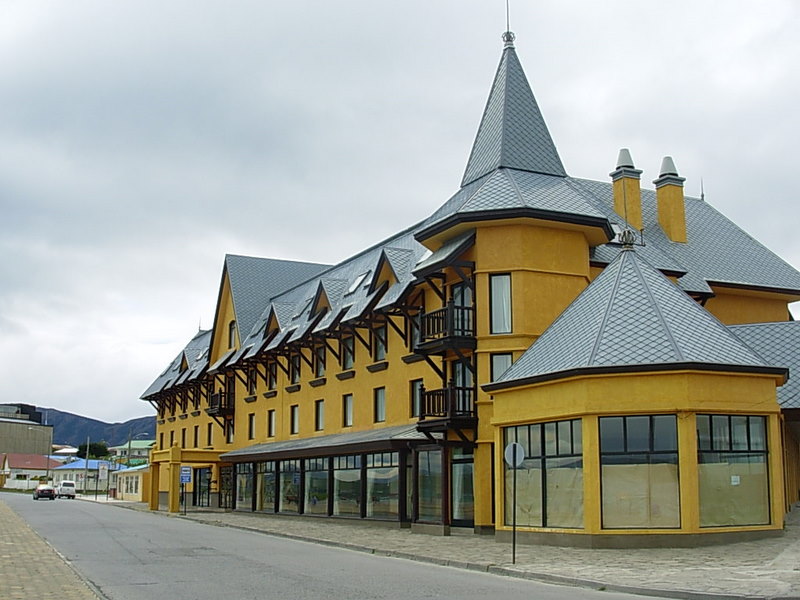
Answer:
82 434 90 496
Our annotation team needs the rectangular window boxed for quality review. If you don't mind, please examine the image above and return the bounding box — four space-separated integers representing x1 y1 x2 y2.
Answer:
304 458 329 515
490 273 512 334
267 410 276 438
169 431 174 447
181 428 186 448
373 324 387 362
290 354 301 384
267 361 277 390
491 353 513 381
599 415 679 529
504 419 583 528
159 432 164 450
226 420 234 444
366 452 400 519
193 425 199 448
256 461 277 512
374 387 386 423
333 455 362 517
314 345 326 378
341 336 355 370
410 379 423 418
206 422 213 447
247 367 257 395
248 413 256 440
290 405 299 434
697 414 769 527
343 394 354 427
314 400 325 431
279 459 300 513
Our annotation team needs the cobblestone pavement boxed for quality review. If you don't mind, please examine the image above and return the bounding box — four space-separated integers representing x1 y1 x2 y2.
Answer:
4 492 800 600
0 499 99 600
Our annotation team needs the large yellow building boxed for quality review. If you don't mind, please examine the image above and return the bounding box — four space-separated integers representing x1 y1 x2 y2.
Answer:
142 32 800 547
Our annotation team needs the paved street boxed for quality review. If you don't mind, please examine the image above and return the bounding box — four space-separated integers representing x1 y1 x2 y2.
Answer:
3 491 800 599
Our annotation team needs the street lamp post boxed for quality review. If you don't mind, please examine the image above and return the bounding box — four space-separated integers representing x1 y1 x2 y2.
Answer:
126 430 149 467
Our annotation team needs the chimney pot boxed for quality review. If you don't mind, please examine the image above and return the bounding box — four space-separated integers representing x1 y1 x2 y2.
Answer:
659 156 679 177
617 148 635 169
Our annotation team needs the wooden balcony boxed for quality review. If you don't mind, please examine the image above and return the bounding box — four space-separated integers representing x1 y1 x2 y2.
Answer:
205 392 234 418
417 383 477 442
415 302 476 355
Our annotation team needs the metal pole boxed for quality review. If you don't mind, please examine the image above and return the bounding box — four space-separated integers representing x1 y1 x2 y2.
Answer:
512 460 517 565
82 435 90 497
126 428 132 468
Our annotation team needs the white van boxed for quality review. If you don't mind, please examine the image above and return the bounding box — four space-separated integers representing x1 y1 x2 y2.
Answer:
57 480 76 499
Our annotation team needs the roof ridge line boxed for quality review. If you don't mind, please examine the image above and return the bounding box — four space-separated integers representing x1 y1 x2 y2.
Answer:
503 168 525 203
587 250 628 365
630 251 686 361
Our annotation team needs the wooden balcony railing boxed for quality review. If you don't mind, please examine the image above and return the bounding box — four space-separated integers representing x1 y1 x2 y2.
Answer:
418 301 475 345
419 382 476 420
206 391 234 417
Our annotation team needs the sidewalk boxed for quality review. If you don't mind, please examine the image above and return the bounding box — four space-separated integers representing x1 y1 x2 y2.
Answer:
0 499 99 600
94 495 800 600
4 491 799 599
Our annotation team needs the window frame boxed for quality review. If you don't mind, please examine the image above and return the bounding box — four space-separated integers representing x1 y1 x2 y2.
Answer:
489 273 512 334
341 336 355 370
372 324 387 362
314 399 325 431
374 387 386 423
343 394 354 427
228 320 237 349
267 409 276 438
290 405 299 435
248 412 256 440
410 379 423 418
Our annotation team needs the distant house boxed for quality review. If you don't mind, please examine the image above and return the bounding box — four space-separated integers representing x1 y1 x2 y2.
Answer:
111 464 149 501
1 453 60 489
108 440 154 466
53 459 120 493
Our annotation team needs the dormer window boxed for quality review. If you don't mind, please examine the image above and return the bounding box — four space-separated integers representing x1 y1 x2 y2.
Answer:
228 320 236 349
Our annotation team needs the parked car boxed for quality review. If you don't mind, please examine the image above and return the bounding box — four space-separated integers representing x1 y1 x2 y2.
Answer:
57 480 76 499
32 484 56 500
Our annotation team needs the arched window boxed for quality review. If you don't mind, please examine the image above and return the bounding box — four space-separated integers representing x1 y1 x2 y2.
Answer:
228 320 236 349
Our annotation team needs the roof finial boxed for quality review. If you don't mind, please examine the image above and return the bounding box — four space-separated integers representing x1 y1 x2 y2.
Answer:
619 228 637 249
503 0 515 47
700 177 705 202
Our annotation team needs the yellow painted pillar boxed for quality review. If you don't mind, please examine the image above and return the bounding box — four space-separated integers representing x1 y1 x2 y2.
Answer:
769 413 786 526
148 462 160 511
473 440 494 530
167 444 182 514
677 412 699 532
582 415 601 534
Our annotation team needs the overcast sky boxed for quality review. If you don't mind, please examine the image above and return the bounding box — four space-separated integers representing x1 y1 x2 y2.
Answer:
2 1 799 423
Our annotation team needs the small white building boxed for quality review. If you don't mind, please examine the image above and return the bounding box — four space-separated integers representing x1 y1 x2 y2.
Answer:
0 453 60 489
52 459 120 493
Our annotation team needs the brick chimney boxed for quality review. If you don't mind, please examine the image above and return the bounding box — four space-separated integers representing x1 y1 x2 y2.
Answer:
610 149 643 230
654 156 687 243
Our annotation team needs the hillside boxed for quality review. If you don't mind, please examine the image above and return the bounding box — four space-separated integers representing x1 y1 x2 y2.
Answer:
42 408 155 447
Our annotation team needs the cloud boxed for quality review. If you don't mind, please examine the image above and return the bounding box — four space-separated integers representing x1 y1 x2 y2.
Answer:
1 1 799 421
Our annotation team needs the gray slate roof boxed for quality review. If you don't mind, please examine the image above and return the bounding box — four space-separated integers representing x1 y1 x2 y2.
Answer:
729 322 800 409
487 247 783 391
225 255 330 344
461 40 566 186
140 329 211 398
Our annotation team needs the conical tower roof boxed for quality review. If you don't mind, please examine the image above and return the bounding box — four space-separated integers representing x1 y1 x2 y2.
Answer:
485 246 785 391
461 33 566 186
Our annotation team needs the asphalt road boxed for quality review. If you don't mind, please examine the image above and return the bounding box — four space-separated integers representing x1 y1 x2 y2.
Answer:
7 494 659 600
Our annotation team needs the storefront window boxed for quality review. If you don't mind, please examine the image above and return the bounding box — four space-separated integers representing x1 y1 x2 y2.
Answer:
235 463 254 511
304 458 329 515
697 415 769 527
600 415 679 529
451 447 474 524
279 459 301 513
365 452 399 519
256 461 276 512
333 455 361 517
504 419 583 528
417 450 443 522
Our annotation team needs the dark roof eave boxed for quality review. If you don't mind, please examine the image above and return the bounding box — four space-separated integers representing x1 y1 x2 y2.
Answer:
483 362 788 393
706 280 800 297
219 438 422 463
414 208 614 244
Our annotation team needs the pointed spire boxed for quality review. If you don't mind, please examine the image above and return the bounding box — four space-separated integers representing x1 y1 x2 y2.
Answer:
461 34 566 187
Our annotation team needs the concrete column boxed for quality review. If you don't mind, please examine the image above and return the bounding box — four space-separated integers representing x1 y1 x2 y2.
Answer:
148 462 160 511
